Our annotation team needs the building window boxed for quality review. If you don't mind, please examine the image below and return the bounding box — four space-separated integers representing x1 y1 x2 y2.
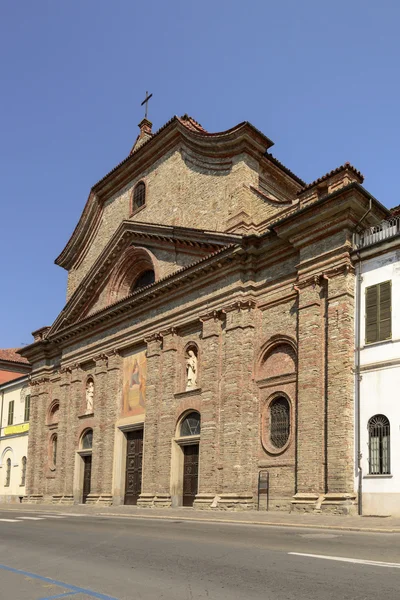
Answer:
5 458 11 487
132 181 146 212
368 414 390 475
7 401 14 426
21 456 27 486
50 434 58 469
365 281 391 344
131 269 155 293
81 429 93 450
24 395 31 422
180 412 201 437
270 397 290 449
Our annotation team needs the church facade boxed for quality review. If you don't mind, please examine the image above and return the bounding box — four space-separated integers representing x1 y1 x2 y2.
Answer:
20 115 388 513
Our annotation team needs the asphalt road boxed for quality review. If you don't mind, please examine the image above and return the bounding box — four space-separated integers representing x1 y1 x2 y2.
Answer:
0 508 399 600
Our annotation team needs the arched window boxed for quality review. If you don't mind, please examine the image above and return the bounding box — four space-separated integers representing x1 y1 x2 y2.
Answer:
132 181 146 211
131 269 155 293
270 397 290 449
368 414 390 474
21 456 27 486
81 429 93 450
5 458 11 487
180 412 201 437
50 434 58 469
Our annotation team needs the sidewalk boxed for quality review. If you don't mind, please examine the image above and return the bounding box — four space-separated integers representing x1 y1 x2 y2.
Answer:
3 502 400 533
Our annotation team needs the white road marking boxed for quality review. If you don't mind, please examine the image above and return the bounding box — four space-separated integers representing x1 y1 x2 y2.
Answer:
289 552 400 569
17 516 45 521
34 514 65 519
0 519 22 523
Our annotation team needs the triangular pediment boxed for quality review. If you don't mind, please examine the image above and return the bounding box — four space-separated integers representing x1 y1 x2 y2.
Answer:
48 221 242 336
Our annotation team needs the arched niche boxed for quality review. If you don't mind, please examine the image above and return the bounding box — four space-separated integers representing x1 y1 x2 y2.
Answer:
107 246 159 304
257 336 297 381
47 400 60 426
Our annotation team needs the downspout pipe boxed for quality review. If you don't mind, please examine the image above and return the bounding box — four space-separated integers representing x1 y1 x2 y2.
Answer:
353 199 373 517
355 256 363 516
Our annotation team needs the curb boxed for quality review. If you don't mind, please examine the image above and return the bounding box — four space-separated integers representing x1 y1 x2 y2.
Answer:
2 506 400 534
95 512 400 534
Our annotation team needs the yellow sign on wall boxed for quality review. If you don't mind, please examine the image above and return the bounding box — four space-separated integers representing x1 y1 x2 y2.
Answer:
4 423 29 436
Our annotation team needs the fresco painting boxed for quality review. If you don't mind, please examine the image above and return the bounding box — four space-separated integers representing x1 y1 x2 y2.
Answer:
122 350 147 417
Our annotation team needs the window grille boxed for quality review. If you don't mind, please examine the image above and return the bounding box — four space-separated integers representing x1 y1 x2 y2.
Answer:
24 395 30 422
21 457 27 486
133 181 146 210
270 397 290 449
368 414 390 474
7 401 14 426
5 458 11 487
180 412 201 437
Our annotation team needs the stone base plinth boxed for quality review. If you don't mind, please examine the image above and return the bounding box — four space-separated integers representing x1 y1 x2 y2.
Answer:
137 493 156 508
193 493 216 509
23 495 44 504
291 493 320 513
320 493 357 515
291 492 357 515
84 494 113 506
153 493 172 508
212 493 255 511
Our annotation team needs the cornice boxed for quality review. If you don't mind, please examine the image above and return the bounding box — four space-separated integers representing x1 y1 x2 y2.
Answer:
51 221 243 336
48 244 243 345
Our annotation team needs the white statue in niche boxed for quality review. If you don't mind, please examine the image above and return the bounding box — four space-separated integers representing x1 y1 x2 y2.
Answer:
186 350 198 390
86 380 94 413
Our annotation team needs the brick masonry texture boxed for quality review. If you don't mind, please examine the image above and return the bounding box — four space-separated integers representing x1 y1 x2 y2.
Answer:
22 117 389 513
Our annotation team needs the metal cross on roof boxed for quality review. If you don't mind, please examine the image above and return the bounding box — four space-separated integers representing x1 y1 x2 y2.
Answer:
141 91 153 119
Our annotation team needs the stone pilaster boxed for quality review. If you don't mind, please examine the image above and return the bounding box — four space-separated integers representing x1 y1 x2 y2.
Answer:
100 350 121 504
70 363 85 504
219 300 257 510
58 367 72 502
293 278 326 511
193 311 222 509
154 328 178 507
138 334 162 508
323 268 357 514
86 354 108 503
25 377 50 502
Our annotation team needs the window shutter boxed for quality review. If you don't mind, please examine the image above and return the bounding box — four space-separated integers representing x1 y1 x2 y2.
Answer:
379 281 392 340
365 285 378 343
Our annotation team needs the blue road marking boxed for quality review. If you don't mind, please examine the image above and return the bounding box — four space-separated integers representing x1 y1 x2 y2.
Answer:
39 593 79 599
0 563 119 600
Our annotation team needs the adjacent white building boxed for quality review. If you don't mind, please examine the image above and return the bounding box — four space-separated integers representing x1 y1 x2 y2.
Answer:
0 375 30 503
354 216 400 516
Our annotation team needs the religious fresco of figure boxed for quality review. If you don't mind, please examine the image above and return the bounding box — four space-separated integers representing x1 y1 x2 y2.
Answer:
122 350 147 417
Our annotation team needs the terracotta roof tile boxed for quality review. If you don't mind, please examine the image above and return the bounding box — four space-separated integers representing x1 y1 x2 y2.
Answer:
299 162 364 194
0 348 30 365
178 114 207 133
390 204 400 217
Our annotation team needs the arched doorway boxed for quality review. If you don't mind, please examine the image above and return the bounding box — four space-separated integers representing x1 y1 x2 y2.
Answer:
178 412 201 507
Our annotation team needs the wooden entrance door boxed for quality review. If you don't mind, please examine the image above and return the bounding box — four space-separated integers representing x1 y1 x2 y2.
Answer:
82 455 92 504
124 429 143 505
183 444 199 507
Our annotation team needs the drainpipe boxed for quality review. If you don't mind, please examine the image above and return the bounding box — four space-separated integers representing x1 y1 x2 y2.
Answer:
355 255 363 516
353 200 373 517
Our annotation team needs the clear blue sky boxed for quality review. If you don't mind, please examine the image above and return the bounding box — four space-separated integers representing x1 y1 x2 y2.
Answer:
1 1 399 348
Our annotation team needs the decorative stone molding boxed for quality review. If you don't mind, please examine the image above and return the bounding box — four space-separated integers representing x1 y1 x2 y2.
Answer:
199 310 222 339
144 333 162 358
222 299 256 331
160 327 178 352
